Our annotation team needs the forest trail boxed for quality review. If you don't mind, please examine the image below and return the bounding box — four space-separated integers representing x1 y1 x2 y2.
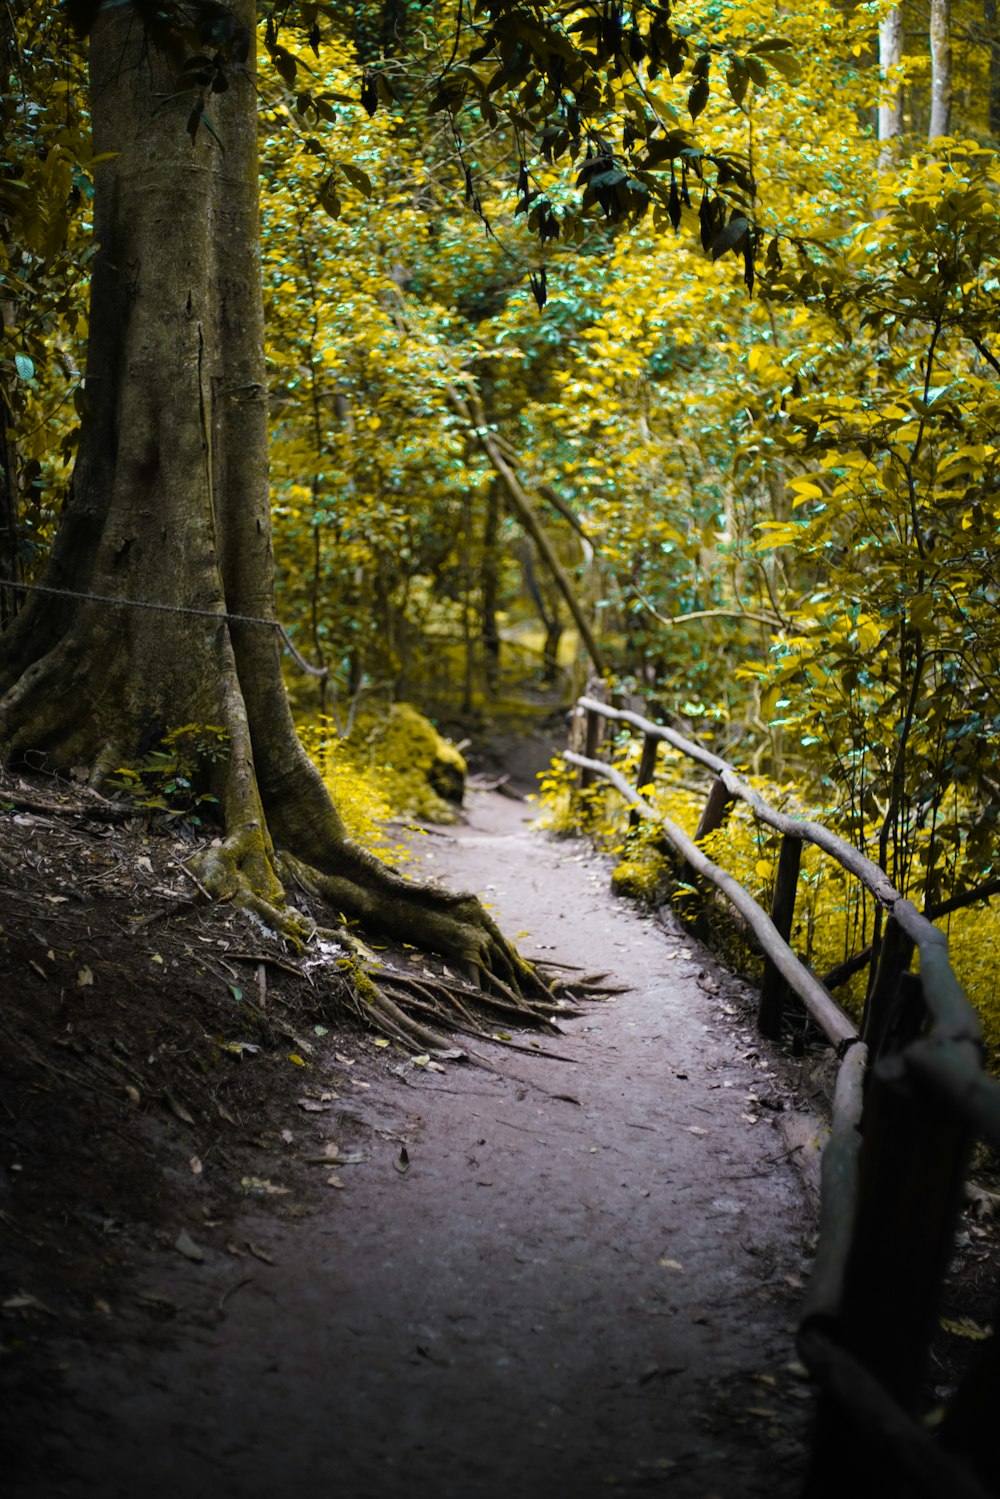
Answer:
15 789 816 1499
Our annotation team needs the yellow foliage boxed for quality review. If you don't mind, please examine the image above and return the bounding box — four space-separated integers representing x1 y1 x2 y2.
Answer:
297 715 408 862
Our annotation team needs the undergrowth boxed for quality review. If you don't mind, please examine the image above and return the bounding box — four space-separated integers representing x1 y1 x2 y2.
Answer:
536 734 1000 1069
296 702 469 864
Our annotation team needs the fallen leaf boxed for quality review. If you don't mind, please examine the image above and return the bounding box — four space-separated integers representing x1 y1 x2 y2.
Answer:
217 1103 237 1125
287 1053 306 1067
76 965 94 987
225 1242 245 1258
658 1258 684 1271
334 1052 355 1065
297 1098 332 1113
163 1089 194 1125
94 1299 112 1316
240 1176 289 1196
394 1147 410 1176
189 1156 202 1175
280 1129 293 1145
2 1292 56 1315
372 1038 391 1049
125 1085 141 1107
136 856 153 874
940 1315 992 1341
174 1230 204 1263
151 953 164 965
246 1241 273 1265
686 1126 707 1136
326 1174 345 1189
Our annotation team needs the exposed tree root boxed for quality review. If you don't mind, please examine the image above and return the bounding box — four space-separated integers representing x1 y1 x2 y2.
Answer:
1 618 605 1052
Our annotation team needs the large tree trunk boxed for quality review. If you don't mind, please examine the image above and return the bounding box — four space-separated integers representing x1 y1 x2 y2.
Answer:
0 3 550 1028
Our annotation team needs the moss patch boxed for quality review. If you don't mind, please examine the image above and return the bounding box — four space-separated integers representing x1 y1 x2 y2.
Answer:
349 703 468 825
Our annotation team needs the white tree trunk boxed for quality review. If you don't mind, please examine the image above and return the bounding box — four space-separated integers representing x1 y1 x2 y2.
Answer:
929 0 952 139
878 6 904 167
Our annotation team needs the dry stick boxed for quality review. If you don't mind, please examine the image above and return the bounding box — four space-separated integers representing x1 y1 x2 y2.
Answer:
228 951 306 980
564 750 857 1049
0 787 130 822
173 859 212 900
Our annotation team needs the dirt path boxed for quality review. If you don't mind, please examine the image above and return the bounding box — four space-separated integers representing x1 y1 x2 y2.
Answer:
16 790 816 1498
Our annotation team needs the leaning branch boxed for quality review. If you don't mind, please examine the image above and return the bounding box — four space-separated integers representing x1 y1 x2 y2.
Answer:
446 382 604 675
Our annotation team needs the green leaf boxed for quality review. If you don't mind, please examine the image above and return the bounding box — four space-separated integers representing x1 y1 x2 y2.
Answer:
726 58 748 108
762 52 800 80
339 162 373 197
688 77 710 120
14 353 34 381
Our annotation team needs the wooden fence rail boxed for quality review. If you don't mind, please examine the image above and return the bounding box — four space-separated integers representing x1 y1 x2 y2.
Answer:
565 694 1000 1498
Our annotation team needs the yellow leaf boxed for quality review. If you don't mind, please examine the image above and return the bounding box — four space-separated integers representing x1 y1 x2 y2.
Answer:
373 1037 390 1049
288 1052 306 1067
940 1316 992 1341
855 619 881 652
789 479 824 507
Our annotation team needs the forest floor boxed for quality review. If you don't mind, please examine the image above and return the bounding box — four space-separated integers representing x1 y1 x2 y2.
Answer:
1 755 999 1497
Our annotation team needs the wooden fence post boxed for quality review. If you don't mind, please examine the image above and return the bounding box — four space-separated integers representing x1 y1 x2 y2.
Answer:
693 776 733 843
757 833 802 1040
628 732 660 830
861 915 916 1061
579 705 601 789
805 972 974 1494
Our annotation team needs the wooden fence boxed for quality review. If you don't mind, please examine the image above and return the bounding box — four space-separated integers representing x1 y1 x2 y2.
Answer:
566 693 1000 1498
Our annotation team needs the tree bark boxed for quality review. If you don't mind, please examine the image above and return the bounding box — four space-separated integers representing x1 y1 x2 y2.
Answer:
878 6 904 167
0 3 550 1027
989 2 1000 135
481 476 502 695
929 0 953 139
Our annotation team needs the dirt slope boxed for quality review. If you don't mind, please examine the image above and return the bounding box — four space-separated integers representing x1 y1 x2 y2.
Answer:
6 788 816 1498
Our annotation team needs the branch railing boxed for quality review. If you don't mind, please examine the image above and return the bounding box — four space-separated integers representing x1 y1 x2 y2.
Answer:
565 693 1000 1498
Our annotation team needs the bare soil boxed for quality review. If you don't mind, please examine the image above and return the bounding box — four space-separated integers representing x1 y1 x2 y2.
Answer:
1 770 997 1497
